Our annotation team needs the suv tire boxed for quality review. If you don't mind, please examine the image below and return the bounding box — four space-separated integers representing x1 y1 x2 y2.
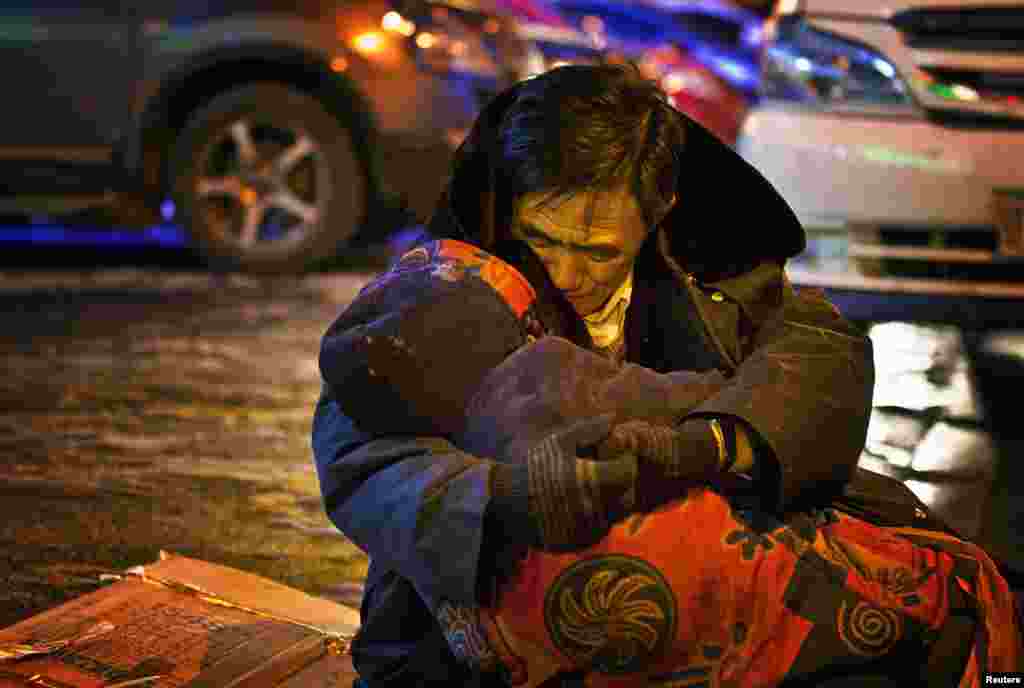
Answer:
170 82 366 273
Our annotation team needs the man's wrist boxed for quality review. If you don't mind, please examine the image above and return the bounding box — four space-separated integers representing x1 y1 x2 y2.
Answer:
671 420 723 478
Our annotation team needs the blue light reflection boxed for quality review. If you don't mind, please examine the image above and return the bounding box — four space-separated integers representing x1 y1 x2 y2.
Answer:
0 223 188 248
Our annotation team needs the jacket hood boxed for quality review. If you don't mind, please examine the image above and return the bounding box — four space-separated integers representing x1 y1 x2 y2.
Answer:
426 75 806 281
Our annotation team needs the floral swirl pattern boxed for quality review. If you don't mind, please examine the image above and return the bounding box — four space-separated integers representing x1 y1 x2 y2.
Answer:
544 555 676 675
837 600 903 657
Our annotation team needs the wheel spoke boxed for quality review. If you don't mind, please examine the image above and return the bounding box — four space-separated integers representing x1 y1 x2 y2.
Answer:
230 121 258 164
267 190 320 226
274 135 317 173
239 203 266 247
196 176 243 200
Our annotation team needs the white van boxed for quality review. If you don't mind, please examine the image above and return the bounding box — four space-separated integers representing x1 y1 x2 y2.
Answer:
737 0 1024 313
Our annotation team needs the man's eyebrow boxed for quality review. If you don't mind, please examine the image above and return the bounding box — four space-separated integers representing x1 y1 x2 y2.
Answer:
518 220 621 253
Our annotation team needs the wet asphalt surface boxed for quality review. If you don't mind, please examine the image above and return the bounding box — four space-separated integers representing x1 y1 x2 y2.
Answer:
0 238 386 630
1 228 1024 636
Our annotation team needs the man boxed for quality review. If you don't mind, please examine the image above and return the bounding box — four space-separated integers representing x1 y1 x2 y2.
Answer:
313 64 876 686
318 258 1019 686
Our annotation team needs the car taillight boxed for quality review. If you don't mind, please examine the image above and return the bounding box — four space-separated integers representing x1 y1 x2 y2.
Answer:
662 69 722 101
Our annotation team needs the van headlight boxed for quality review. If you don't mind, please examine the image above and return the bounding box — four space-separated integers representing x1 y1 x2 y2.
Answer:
761 15 918 116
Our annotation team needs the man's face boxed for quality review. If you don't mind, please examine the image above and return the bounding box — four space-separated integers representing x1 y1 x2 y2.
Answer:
513 186 652 317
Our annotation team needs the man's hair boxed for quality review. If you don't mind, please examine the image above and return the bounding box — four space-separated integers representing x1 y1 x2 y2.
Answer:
496 63 685 233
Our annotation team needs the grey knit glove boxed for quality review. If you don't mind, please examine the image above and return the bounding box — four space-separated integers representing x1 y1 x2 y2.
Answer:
596 418 725 512
528 414 638 550
489 413 638 552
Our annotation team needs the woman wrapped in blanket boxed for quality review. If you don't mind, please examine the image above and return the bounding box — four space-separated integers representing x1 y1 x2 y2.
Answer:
320 239 1021 687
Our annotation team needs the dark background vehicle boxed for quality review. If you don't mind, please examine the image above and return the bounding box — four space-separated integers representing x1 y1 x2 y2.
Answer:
0 0 527 273
648 0 764 99
550 0 764 142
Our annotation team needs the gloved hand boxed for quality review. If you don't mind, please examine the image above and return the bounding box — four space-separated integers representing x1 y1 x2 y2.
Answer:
596 419 723 512
489 413 638 552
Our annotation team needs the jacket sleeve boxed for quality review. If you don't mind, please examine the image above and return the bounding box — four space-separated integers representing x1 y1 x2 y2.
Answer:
312 387 495 612
686 285 875 513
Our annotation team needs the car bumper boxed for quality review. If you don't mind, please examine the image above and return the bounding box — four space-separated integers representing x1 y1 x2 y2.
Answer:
738 104 1024 228
738 104 1024 305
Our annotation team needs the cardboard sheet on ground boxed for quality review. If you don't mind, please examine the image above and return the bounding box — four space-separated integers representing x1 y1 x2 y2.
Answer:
0 552 360 688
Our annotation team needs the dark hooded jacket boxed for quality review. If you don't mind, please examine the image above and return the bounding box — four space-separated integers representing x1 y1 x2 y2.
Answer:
312 78 877 685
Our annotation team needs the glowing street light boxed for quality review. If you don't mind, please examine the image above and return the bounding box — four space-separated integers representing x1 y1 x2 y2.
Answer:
352 31 384 55
381 11 416 37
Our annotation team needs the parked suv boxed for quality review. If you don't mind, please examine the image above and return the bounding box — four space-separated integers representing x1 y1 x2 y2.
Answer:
737 0 1024 321
1 0 525 272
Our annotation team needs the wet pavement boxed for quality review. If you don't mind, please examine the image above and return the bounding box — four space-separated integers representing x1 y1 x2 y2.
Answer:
0 253 380 629
1 236 1023 636
857 321 1024 570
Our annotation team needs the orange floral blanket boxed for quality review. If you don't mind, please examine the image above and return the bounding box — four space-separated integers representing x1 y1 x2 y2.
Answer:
480 489 1021 687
